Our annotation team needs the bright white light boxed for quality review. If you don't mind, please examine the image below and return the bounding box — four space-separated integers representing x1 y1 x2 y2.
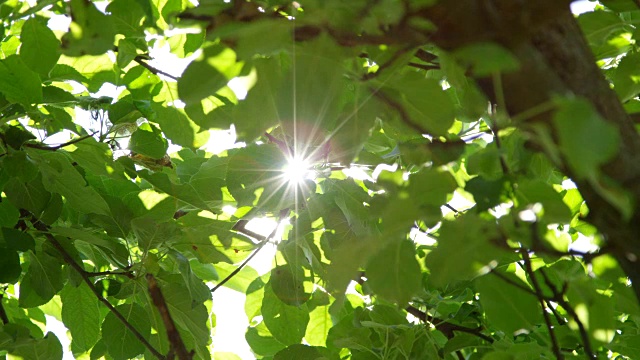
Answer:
283 157 311 185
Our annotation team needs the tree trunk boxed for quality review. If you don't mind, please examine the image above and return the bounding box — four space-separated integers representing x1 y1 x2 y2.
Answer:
425 1 640 300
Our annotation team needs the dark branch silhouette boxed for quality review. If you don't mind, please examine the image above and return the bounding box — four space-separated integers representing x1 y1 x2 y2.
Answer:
146 274 193 360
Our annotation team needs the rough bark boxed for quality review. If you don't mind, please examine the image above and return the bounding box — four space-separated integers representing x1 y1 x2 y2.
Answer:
424 1 640 299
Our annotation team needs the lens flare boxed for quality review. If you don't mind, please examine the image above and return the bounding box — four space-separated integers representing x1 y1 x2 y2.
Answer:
283 156 310 185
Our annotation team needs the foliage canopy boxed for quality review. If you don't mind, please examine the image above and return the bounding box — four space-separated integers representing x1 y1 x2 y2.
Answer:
1 0 640 359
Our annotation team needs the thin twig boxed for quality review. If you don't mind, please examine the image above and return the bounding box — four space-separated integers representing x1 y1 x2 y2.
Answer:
86 270 135 279
30 217 165 360
210 237 269 294
0 293 9 325
362 45 414 81
520 249 564 360
134 56 179 81
212 209 288 294
538 269 595 358
370 87 430 135
146 274 193 360
406 305 494 343
490 269 537 296
24 131 98 151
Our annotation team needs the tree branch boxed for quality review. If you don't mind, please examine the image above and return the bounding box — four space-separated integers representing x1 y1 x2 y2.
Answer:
406 305 494 343
370 87 430 135
86 270 135 279
24 131 98 151
520 249 564 359
29 217 166 360
538 268 595 358
0 292 9 325
211 209 288 294
146 274 193 360
134 56 179 81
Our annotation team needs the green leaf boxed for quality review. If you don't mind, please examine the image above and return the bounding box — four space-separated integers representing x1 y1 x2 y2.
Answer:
178 45 242 105
4 175 51 214
271 265 311 307
0 227 35 252
2 126 37 150
116 38 138 68
366 240 422 305
516 180 572 223
386 75 455 136
20 17 61 77
129 122 169 160
475 273 542 334
465 177 507 212
10 332 63 360
274 344 326 360
262 282 310 345
425 215 501 287
62 0 117 56
408 168 458 207
0 55 43 106
161 281 211 349
61 282 101 353
27 150 111 216
0 201 19 228
23 250 64 303
553 98 619 178
151 103 209 148
0 249 21 283
452 42 520 76
102 303 151 359
131 217 181 251
226 144 289 208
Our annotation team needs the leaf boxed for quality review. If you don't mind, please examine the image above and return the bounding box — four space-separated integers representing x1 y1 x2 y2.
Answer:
0 249 21 284
178 45 242 105
271 265 311 307
408 168 458 207
516 180 572 223
161 281 211 349
366 240 422 305
425 215 501 287
131 217 181 251
23 250 64 303
151 103 209 148
27 150 111 216
465 177 508 212
61 282 101 353
0 227 35 252
0 201 19 228
262 282 310 345
20 18 61 77
4 175 51 214
0 55 43 106
10 332 63 360
274 344 325 360
226 144 290 209
553 98 619 178
101 303 151 359
386 74 455 136
475 273 542 334
452 42 520 76
129 122 169 160
62 0 117 56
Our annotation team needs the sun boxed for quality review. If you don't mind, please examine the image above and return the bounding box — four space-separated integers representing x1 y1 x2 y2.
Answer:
282 156 311 185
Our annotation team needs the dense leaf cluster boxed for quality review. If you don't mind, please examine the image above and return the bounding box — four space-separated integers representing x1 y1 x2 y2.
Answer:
1 0 640 359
